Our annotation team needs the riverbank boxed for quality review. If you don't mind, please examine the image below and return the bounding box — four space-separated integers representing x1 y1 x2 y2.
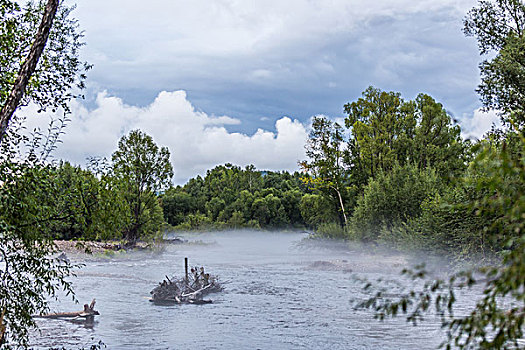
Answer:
53 236 187 255
53 240 160 255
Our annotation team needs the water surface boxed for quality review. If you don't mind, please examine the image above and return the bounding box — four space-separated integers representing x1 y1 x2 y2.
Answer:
30 231 468 349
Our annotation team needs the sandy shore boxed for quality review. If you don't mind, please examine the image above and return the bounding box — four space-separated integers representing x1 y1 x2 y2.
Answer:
54 240 124 254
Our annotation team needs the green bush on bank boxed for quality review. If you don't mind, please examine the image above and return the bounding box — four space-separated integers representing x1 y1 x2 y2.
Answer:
348 163 443 242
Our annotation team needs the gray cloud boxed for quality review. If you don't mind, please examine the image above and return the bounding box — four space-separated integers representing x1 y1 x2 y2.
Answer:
21 0 497 183
72 0 482 134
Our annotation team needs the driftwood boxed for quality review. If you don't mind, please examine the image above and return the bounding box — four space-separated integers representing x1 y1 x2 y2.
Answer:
150 265 222 305
35 299 99 320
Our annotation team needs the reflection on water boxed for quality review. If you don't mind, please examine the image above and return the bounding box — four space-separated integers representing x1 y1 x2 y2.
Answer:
29 231 471 349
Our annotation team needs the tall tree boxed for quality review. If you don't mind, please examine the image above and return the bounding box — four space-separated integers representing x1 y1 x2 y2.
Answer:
358 2 525 347
344 86 416 187
344 87 468 186
112 130 173 242
300 116 349 225
413 93 468 180
464 0 525 126
0 1 88 345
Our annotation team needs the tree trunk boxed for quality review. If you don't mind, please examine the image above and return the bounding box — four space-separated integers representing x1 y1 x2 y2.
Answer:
332 185 348 226
0 307 5 345
0 0 59 144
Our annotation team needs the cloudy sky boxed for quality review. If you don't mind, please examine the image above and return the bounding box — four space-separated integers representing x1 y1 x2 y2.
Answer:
25 0 500 184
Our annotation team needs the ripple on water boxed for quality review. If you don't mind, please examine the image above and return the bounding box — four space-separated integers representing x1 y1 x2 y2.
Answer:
28 231 474 349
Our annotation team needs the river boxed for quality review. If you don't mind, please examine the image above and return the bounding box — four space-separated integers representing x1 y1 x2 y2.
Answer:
29 230 470 349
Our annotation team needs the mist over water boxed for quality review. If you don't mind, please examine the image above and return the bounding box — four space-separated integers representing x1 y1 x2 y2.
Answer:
29 231 476 349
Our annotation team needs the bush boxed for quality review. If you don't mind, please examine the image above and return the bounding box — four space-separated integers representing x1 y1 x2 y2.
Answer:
299 194 338 228
314 222 347 239
349 163 443 242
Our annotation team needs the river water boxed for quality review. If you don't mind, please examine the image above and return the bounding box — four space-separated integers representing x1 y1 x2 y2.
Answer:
29 231 470 349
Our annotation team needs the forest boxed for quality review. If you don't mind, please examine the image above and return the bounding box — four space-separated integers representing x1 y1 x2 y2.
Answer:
0 0 523 348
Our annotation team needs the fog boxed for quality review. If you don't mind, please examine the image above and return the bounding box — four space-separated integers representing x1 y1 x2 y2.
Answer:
30 230 476 349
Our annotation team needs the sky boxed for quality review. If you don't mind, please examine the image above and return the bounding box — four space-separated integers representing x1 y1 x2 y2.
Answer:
23 0 501 184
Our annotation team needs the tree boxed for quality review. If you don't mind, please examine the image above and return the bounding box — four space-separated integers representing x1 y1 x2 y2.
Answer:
349 163 442 242
0 0 89 142
357 1 525 347
464 0 525 126
300 116 349 226
0 119 76 346
359 133 525 349
413 94 468 180
344 87 416 186
251 194 288 227
299 193 338 229
344 87 468 186
47 160 131 241
0 1 88 345
112 130 173 242
161 189 194 226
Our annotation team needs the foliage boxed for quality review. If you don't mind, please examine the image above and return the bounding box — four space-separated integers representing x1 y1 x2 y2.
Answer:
300 87 469 237
349 163 443 242
0 120 77 346
161 189 194 226
112 130 173 242
0 0 90 116
42 161 128 241
0 1 90 345
314 222 347 239
358 131 525 349
161 164 311 230
344 87 468 184
357 1 525 346
344 87 415 185
298 193 338 229
300 116 349 225
464 0 525 126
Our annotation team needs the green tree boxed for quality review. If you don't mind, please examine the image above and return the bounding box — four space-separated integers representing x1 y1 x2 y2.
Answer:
0 1 88 345
281 189 304 226
162 189 194 226
85 157 131 241
0 121 76 346
358 1 525 347
360 132 525 349
48 161 100 240
344 87 416 186
464 0 525 126
206 197 226 222
413 94 469 179
300 116 349 225
112 130 173 242
251 194 287 227
0 0 90 141
299 193 338 229
344 87 468 186
349 163 443 243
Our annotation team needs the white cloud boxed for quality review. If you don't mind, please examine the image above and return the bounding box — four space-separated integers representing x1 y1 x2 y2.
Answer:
461 108 502 140
21 91 307 185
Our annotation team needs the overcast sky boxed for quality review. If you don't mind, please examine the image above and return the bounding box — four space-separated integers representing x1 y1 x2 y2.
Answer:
24 0 501 184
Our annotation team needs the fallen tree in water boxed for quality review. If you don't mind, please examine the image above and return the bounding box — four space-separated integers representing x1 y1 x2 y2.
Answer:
150 262 223 305
35 299 99 320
